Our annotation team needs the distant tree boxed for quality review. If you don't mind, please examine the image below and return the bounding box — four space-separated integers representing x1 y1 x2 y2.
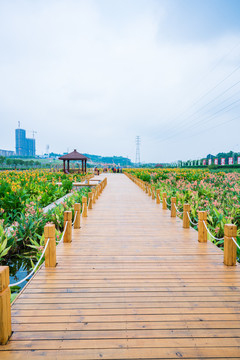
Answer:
0 156 5 167
6 158 13 168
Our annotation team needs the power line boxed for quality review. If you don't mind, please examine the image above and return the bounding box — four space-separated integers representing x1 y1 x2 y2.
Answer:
153 97 240 144
150 66 240 143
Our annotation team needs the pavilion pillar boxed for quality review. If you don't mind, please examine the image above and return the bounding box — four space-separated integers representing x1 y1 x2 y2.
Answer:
63 160 66 173
67 160 70 172
85 160 87 173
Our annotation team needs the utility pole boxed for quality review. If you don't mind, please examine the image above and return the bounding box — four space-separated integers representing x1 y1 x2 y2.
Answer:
135 136 140 166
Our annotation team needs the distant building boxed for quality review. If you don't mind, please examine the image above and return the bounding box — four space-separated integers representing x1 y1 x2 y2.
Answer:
0 149 15 157
15 128 36 157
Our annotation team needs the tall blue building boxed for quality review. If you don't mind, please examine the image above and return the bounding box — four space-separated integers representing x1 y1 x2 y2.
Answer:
15 128 36 157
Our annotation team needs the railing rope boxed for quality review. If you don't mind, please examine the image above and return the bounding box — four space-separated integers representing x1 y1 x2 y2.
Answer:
203 220 224 241
166 199 171 207
187 211 199 227
57 220 68 244
231 236 240 250
72 211 78 227
174 203 183 215
9 238 50 288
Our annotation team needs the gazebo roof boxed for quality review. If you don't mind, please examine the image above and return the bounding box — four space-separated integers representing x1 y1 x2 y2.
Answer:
59 149 88 161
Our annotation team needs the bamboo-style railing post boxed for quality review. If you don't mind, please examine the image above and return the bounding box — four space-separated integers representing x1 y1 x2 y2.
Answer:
162 192 167 210
224 224 237 266
88 192 93 209
82 196 88 217
145 183 148 194
92 188 96 204
63 211 72 243
156 189 160 204
148 185 151 196
183 204 190 228
44 224 56 267
171 197 176 218
95 185 99 200
198 211 207 242
0 266 11 345
151 186 155 200
74 203 81 229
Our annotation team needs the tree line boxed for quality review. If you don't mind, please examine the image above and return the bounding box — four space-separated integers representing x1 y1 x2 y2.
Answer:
0 157 42 168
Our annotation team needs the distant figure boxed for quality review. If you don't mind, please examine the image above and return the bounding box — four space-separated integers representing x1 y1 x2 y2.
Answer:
95 167 100 175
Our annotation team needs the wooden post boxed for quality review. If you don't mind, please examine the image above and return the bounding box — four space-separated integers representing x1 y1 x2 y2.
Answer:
224 224 237 266
171 197 176 217
156 189 160 204
151 186 155 200
198 211 207 242
88 192 93 209
145 183 148 194
183 204 190 228
148 185 151 196
0 266 11 345
82 196 88 217
162 192 167 210
95 186 99 200
63 211 72 243
92 188 96 204
44 224 56 267
74 203 81 229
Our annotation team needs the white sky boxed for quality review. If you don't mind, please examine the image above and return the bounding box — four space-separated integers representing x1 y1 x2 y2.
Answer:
0 0 240 163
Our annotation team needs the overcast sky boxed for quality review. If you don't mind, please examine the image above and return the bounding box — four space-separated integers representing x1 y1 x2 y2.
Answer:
0 0 240 163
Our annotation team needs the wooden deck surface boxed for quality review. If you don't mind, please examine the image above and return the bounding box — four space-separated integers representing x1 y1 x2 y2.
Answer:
1 173 240 359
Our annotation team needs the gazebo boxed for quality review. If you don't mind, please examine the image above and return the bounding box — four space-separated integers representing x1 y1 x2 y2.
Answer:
59 149 88 174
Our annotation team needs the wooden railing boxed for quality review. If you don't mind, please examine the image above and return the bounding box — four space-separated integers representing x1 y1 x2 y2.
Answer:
0 177 107 345
125 173 238 267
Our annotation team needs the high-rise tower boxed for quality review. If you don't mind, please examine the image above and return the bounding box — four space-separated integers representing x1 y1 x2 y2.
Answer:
15 123 36 157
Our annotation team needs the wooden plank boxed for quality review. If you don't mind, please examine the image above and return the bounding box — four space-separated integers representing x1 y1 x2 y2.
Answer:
12 320 240 332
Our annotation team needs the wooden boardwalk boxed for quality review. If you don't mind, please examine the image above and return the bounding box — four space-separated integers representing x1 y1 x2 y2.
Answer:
1 173 240 359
